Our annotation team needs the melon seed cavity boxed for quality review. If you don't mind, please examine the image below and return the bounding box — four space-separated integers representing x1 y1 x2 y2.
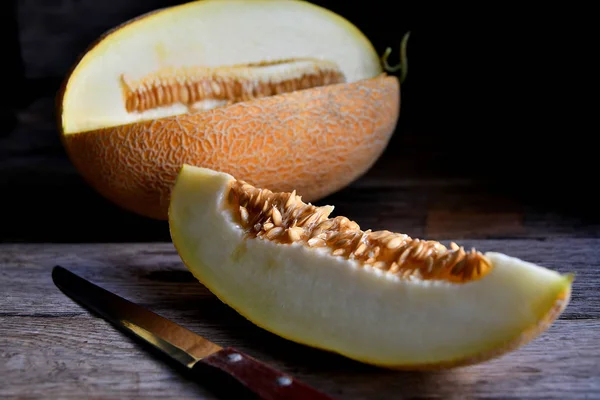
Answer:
227 179 493 284
121 58 345 113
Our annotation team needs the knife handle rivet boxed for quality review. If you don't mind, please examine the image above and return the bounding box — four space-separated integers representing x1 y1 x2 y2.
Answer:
227 353 243 362
276 376 293 386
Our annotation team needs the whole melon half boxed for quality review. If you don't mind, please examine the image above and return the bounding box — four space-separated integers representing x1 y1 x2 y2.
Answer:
58 0 400 219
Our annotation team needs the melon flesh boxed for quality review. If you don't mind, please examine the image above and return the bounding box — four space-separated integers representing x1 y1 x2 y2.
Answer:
60 0 383 134
169 165 572 369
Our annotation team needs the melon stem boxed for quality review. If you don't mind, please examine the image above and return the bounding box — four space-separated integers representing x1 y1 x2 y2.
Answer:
382 31 411 83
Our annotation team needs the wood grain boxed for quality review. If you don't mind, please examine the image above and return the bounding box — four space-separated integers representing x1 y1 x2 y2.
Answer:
1 241 598 399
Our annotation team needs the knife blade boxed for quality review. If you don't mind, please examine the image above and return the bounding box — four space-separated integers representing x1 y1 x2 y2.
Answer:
52 266 336 400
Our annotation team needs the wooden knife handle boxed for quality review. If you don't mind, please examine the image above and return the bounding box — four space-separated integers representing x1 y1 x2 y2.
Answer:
197 347 336 400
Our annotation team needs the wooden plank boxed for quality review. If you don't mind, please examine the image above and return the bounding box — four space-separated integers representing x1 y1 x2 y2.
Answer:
1 241 598 399
426 210 524 239
1 240 597 318
1 317 597 399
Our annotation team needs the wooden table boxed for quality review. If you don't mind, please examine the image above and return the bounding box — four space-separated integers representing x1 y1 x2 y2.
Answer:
1 96 599 399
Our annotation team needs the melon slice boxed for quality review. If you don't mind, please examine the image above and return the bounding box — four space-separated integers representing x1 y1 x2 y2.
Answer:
58 0 399 220
168 164 573 369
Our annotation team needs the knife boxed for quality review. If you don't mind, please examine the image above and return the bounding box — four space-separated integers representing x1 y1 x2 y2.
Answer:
52 266 336 400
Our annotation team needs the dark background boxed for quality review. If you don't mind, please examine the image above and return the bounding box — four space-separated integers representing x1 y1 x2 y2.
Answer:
0 0 593 242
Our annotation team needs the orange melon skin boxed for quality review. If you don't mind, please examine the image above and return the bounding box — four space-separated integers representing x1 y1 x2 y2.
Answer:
61 75 400 220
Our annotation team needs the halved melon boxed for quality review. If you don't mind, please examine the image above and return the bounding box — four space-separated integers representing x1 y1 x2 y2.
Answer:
58 0 400 220
169 164 573 369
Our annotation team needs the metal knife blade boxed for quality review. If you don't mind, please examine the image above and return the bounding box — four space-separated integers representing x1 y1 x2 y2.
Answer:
52 266 336 400
52 265 221 366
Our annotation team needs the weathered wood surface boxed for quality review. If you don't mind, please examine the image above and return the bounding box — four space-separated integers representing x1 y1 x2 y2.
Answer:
1 241 598 399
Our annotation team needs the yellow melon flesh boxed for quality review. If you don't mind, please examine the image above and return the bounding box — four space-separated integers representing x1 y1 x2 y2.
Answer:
169 165 573 369
60 0 383 134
